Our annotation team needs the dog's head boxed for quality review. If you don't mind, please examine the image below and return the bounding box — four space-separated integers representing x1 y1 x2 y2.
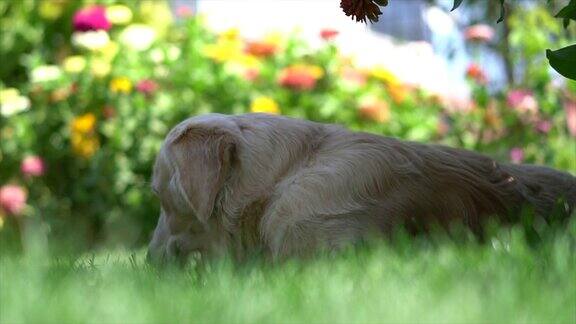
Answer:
147 114 240 265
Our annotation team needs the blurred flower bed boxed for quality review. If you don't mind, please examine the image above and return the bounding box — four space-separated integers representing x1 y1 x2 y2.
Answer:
0 0 574 249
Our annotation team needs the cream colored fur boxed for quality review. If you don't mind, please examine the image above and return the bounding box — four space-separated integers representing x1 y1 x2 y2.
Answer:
147 113 576 264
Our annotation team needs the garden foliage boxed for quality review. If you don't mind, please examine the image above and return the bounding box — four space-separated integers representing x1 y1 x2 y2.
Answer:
0 0 575 250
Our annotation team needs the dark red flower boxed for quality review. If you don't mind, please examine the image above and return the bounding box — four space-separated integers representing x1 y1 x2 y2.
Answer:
340 0 385 23
320 29 339 41
136 79 158 96
102 106 116 119
73 5 111 32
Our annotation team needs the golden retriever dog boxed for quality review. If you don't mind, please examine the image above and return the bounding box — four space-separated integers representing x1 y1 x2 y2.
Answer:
147 113 575 264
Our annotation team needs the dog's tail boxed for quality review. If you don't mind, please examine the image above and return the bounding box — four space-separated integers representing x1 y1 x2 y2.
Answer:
502 163 576 220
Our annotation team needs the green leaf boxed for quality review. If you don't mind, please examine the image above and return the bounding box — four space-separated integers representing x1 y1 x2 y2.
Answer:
451 0 464 12
546 45 576 80
555 0 576 28
497 0 506 23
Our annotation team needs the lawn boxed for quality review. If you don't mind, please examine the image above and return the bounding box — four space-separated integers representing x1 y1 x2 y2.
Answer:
2 224 575 323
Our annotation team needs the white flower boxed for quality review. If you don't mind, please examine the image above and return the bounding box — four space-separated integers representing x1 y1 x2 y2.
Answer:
31 65 62 83
72 30 111 51
150 46 181 63
0 88 30 116
106 5 133 25
119 24 156 51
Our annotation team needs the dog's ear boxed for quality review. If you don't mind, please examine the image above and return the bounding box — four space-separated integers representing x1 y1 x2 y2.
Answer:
167 126 236 224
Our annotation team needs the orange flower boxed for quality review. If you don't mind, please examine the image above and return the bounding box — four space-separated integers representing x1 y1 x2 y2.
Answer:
358 98 390 123
71 113 97 134
71 133 99 158
387 83 410 104
278 64 324 91
466 63 487 84
245 41 277 58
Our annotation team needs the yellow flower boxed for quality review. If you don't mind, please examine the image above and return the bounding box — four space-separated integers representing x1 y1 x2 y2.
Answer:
202 39 244 63
98 41 119 61
39 0 65 20
0 88 20 104
106 5 133 25
250 96 280 114
370 66 399 85
71 113 96 134
109 77 132 93
139 1 172 36
90 58 111 78
62 55 86 74
71 133 99 158
263 32 283 47
220 28 240 41
0 214 4 230
302 64 324 79
1 88 30 116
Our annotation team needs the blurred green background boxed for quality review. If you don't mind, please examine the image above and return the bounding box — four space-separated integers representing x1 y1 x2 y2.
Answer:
0 0 575 251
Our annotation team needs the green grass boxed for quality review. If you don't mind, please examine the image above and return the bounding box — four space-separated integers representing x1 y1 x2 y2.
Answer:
1 224 576 324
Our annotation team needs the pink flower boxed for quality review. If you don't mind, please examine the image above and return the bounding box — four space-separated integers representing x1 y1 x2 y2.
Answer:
466 63 487 84
0 185 27 215
243 68 260 82
535 119 552 134
565 99 576 137
176 5 194 18
20 156 45 177
136 79 159 96
320 29 339 41
507 90 538 114
73 6 111 32
464 24 495 43
341 68 366 86
510 147 524 164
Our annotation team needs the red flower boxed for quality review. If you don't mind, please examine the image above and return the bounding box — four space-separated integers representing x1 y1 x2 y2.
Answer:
278 65 323 91
320 29 339 41
0 185 27 216
464 24 495 43
73 5 111 32
245 41 277 58
20 156 46 177
466 63 487 84
340 0 385 23
136 79 159 96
